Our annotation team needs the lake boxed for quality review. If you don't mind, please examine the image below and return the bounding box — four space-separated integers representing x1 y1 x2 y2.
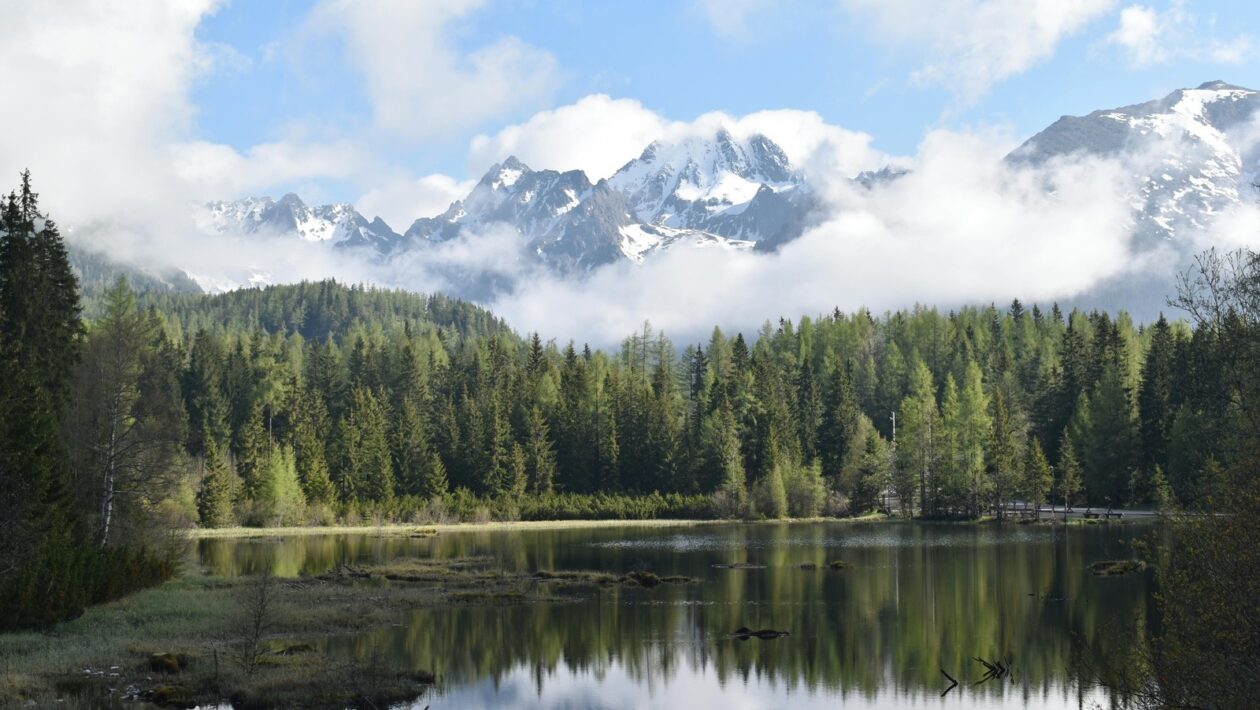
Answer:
198 521 1157 709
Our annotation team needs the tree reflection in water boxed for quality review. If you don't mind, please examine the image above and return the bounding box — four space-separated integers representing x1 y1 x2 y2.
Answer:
200 521 1156 708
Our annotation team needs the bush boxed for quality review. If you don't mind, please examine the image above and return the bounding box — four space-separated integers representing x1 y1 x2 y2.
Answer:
752 465 789 518
783 461 827 518
0 535 176 631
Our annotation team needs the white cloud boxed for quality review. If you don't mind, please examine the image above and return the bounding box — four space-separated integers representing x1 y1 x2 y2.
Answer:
839 0 1116 103
695 0 775 40
1106 2 1255 68
468 95 672 179
467 94 885 181
172 139 373 202
481 128 1138 344
356 173 474 229
306 0 561 142
1107 5 1165 65
0 0 222 228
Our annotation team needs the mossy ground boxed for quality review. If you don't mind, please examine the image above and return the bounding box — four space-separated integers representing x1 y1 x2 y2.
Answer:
0 556 690 708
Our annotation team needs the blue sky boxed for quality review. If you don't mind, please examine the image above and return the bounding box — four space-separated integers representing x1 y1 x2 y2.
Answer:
5 0 1260 338
187 0 1260 198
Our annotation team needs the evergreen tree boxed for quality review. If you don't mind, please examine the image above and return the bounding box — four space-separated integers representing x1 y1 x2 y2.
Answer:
236 400 271 501
184 330 229 457
196 439 238 528
1138 315 1175 472
957 360 991 517
986 389 1022 518
936 374 965 513
1021 438 1053 515
0 173 86 627
420 450 449 500
336 388 395 505
896 360 939 516
1056 429 1083 509
819 362 862 479
291 388 334 504
524 406 557 495
392 396 434 497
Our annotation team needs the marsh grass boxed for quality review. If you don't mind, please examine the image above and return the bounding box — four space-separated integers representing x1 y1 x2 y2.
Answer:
0 549 704 706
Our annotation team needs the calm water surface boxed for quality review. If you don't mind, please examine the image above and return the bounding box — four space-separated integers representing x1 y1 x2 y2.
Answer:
198 521 1157 709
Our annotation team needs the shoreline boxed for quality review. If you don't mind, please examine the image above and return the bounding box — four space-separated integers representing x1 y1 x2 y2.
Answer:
188 517 727 539
186 514 895 539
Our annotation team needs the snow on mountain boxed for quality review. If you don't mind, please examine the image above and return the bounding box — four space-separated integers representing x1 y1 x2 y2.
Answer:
1009 80 1260 244
401 134 788 271
201 193 401 251
186 81 1260 307
403 157 596 247
201 129 811 277
607 128 805 240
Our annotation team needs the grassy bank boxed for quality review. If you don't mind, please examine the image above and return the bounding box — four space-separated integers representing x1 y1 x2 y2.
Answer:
0 553 691 708
189 510 898 539
188 517 727 539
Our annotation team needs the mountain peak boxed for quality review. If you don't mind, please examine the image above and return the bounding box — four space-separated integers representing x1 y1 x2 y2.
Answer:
479 156 531 190
276 192 306 209
1196 80 1250 92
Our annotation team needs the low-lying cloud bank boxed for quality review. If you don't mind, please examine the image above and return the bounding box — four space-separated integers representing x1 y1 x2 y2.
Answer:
68 115 1260 346
9 2 1259 346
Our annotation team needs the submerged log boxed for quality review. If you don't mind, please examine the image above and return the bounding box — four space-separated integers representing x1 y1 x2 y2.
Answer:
731 627 791 640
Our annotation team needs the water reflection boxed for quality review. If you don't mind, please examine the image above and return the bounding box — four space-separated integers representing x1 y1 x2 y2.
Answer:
198 522 1156 709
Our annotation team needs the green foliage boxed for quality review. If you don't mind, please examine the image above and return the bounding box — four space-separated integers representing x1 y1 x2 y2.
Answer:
753 462 789 518
0 174 172 630
196 442 239 528
783 460 827 517
1056 430 1083 508
1021 438 1053 510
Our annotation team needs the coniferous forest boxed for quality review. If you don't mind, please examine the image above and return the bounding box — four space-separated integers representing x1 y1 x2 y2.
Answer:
1 175 1256 640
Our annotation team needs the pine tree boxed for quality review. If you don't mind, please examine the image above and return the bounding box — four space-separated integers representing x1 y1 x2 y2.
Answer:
1151 465 1176 515
1022 438 1053 515
236 400 271 501
987 389 1022 518
483 395 515 496
335 388 395 505
819 362 862 479
936 374 964 513
1138 315 1175 472
185 330 230 457
420 450 449 500
524 406 557 495
897 360 939 516
196 439 239 528
392 396 433 496
354 388 395 505
0 173 84 626
507 443 529 499
958 360 991 517
1081 362 1136 505
1056 429 1083 509
291 388 334 504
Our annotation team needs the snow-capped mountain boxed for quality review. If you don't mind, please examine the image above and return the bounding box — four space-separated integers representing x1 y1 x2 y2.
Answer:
190 81 1260 308
399 131 806 270
201 193 401 251
1009 80 1260 244
607 129 806 239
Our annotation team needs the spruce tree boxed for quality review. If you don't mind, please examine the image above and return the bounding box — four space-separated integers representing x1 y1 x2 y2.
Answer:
291 388 334 504
1138 315 1175 472
236 400 271 501
196 439 238 528
524 406 557 495
1056 429 1083 509
1022 438 1053 515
